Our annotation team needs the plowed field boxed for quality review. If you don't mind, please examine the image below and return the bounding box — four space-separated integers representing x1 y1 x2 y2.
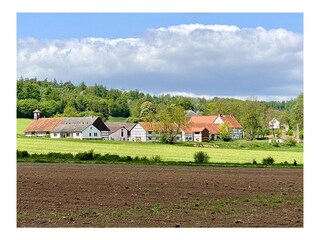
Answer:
17 163 303 227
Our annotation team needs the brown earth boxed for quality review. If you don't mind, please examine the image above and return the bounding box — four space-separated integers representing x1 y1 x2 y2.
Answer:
17 163 303 227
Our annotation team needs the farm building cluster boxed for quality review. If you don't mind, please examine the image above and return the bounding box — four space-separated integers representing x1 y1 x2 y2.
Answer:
24 109 244 142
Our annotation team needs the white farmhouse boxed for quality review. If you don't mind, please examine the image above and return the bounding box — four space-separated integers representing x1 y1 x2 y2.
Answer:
268 118 281 130
50 117 109 140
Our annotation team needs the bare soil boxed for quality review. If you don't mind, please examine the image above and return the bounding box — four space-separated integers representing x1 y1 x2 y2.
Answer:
17 163 303 227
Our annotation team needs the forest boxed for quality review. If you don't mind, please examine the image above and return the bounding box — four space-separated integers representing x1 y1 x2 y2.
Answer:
16 78 303 140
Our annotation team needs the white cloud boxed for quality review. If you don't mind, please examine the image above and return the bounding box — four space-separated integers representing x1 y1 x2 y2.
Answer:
17 24 303 98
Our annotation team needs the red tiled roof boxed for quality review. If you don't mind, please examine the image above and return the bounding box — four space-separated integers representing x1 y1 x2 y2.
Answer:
181 122 219 134
220 115 243 128
139 122 180 132
25 118 64 133
189 116 217 123
139 122 162 132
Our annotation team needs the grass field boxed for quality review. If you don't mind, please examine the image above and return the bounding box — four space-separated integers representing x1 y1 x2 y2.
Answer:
16 137 303 164
16 118 33 135
17 118 303 164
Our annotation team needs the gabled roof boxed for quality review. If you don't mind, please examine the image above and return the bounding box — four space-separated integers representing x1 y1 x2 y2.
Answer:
189 116 217 124
51 117 99 133
181 122 219 134
25 118 64 133
189 115 242 129
138 122 179 133
105 123 136 134
139 122 163 132
220 115 243 129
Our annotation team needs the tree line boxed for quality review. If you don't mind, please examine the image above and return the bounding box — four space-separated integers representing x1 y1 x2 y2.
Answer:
16 78 303 140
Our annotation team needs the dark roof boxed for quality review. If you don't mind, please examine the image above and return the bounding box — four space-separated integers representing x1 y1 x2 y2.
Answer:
105 123 136 134
25 118 64 133
51 117 99 133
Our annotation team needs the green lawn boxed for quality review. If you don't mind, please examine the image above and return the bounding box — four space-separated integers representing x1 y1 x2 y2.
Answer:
16 118 33 135
16 118 303 164
16 137 303 164
105 116 127 123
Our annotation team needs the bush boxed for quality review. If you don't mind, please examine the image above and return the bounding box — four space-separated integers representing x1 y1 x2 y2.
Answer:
285 137 297 146
194 151 210 164
299 131 304 140
286 129 294 136
17 150 29 158
75 149 94 160
150 155 162 163
252 159 257 165
47 152 74 159
262 156 275 165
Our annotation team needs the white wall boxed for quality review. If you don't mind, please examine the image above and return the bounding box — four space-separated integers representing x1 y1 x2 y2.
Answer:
82 125 101 139
50 132 61 138
129 124 147 142
194 132 202 142
109 127 129 141
213 116 223 124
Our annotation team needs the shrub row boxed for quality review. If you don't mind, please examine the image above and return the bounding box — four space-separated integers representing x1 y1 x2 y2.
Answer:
17 150 162 163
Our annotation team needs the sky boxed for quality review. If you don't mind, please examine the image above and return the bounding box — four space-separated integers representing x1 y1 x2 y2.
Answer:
17 13 303 101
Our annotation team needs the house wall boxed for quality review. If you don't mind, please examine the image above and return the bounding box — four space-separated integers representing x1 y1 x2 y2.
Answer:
129 124 147 142
50 132 61 138
51 132 82 139
51 125 101 139
101 131 108 140
213 116 223 124
25 132 49 137
182 132 194 142
194 132 202 142
82 125 101 139
230 128 243 139
109 127 129 141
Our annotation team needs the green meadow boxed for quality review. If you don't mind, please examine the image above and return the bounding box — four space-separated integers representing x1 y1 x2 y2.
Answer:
17 118 303 164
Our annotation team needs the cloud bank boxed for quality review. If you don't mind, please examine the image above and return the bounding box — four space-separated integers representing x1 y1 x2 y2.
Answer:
17 24 303 99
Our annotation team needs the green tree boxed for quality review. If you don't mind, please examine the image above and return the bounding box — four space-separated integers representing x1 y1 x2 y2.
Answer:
140 101 156 118
38 100 61 117
59 105 78 117
17 99 38 118
241 98 266 140
156 105 187 144
218 121 233 141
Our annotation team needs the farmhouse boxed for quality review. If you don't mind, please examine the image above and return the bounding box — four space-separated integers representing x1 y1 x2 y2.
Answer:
129 122 182 142
25 115 109 140
50 117 109 140
181 123 218 142
105 123 136 141
24 117 64 137
268 118 281 130
188 114 243 140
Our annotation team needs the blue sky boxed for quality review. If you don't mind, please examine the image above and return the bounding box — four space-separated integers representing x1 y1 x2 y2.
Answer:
17 13 303 100
17 13 303 39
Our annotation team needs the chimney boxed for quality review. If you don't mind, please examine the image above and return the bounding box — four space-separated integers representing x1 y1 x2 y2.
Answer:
33 109 41 120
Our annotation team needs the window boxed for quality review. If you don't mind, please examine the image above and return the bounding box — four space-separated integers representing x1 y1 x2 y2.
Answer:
54 133 57 137
121 129 124 137
76 133 80 136
148 131 152 134
94 133 98 137
89 133 92 136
